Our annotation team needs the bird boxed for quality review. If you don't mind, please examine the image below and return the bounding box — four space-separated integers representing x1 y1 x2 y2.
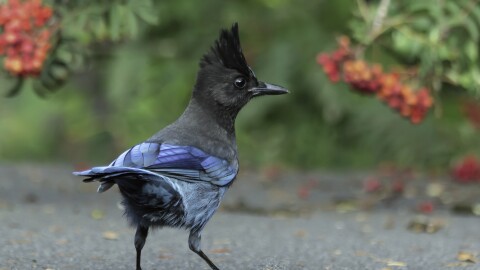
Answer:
73 23 288 270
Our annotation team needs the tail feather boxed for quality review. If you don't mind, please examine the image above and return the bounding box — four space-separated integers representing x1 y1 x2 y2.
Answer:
74 164 184 227
97 182 115 193
73 166 161 193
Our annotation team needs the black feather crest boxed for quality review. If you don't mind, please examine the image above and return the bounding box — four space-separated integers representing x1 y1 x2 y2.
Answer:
201 23 251 76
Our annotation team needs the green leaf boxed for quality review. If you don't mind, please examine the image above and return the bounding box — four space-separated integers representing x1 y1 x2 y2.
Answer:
445 1 462 17
409 2 432 13
109 4 123 41
125 9 139 38
463 16 480 42
445 69 460 85
469 2 480 27
459 72 474 89
428 28 440 43
410 16 432 31
72 14 91 43
129 0 159 25
471 66 480 87
5 77 24 98
465 40 478 61
437 43 451 60
93 17 108 40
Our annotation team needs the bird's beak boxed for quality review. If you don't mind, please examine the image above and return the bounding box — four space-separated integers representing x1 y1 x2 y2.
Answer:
249 82 289 97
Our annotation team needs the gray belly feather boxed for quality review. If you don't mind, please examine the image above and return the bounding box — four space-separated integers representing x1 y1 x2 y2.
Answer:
138 179 227 231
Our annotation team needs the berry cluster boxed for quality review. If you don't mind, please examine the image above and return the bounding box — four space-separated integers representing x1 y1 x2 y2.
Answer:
343 60 382 94
0 0 53 77
363 176 405 194
378 75 433 124
452 155 480 183
316 36 350 83
317 36 434 124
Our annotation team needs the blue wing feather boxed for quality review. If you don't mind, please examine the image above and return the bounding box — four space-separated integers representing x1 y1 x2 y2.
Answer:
130 145 143 165
110 143 237 186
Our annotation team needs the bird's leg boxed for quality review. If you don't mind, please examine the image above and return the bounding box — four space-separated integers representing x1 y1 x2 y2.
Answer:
195 249 220 270
134 225 149 270
188 231 220 270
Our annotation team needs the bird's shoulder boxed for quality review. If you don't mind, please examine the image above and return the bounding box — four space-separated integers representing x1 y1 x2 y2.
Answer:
148 121 237 162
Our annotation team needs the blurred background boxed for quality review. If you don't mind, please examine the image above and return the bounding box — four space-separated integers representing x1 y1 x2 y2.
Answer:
0 0 479 173
1 1 480 268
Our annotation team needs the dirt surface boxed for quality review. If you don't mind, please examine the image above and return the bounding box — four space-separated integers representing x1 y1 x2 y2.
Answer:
0 163 479 270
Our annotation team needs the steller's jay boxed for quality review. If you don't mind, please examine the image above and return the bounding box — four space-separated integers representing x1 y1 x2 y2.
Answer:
73 23 288 270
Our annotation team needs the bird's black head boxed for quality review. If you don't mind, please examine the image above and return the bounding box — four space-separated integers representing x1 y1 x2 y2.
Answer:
193 23 288 113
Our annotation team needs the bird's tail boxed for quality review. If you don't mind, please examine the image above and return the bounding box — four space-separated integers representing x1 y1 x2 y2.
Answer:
73 166 160 193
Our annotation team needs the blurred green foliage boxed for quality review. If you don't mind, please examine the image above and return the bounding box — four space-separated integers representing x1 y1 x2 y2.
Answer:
0 0 479 170
350 0 480 93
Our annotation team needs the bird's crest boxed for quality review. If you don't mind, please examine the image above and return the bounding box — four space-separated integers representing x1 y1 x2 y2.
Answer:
201 23 252 77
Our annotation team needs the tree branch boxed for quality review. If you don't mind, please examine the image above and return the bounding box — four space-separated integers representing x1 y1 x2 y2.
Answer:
369 0 391 40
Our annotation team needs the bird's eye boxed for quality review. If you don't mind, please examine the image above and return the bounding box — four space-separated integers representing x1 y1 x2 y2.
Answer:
234 76 247 89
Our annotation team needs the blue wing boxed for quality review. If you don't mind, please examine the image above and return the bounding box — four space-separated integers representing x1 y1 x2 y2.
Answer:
111 142 238 186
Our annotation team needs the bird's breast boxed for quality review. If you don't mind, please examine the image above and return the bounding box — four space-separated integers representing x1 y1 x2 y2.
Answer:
176 181 227 230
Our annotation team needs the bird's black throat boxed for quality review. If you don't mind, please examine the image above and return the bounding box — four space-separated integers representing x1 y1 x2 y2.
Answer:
182 95 240 139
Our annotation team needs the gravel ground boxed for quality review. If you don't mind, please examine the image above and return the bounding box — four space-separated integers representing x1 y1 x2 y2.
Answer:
0 164 479 270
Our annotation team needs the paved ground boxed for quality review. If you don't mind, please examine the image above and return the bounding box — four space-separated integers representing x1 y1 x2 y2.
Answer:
0 164 479 270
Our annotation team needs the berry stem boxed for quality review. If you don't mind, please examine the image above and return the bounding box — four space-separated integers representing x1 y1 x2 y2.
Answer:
369 0 391 40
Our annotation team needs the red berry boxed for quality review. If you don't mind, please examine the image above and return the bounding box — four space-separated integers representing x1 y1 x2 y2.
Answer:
297 186 310 199
363 178 382 193
0 0 54 76
452 156 480 183
417 201 434 214
317 53 330 65
391 180 405 194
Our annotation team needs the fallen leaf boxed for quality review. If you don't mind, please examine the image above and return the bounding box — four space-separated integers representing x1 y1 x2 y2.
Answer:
386 261 407 267
473 204 480 216
457 251 477 263
56 238 68 245
332 249 342 256
361 225 372 234
91 209 105 220
355 250 368 257
426 183 444 197
407 216 444 233
49 225 63 233
102 231 118 240
355 213 368 223
445 262 472 267
158 253 173 260
209 248 231 254
43 205 55 214
355 251 407 268
294 230 307 238
334 200 357 213
384 216 395 230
